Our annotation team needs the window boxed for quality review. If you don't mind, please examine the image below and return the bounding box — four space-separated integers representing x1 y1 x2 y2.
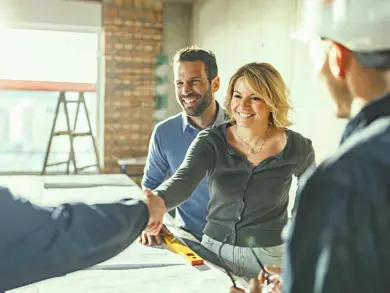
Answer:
0 28 98 173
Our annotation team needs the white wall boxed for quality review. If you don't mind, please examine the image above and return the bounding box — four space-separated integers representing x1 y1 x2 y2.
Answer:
192 0 346 163
164 3 193 116
0 0 102 32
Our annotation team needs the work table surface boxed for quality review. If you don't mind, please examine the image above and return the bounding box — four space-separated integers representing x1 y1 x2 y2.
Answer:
0 174 233 293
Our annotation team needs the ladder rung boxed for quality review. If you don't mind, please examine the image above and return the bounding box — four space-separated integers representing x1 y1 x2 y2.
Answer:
73 132 92 137
77 164 98 171
53 131 92 137
46 161 68 167
54 131 72 136
42 91 100 174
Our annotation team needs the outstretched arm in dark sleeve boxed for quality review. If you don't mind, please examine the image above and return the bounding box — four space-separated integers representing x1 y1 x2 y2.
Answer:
0 187 149 291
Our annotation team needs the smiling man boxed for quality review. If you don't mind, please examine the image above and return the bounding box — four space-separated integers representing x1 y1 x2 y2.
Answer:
140 46 225 245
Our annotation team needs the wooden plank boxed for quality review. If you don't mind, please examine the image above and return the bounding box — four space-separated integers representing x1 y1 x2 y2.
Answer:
0 79 96 92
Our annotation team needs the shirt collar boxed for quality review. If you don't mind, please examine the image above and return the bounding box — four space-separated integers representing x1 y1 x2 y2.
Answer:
181 101 225 132
340 92 390 144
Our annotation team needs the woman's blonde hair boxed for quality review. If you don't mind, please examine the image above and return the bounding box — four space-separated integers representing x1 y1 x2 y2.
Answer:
224 62 293 128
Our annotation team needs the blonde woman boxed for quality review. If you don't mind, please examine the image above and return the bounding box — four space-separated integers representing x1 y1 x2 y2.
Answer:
144 62 315 278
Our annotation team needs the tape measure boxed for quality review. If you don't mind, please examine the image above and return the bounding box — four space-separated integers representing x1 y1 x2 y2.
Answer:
163 234 204 266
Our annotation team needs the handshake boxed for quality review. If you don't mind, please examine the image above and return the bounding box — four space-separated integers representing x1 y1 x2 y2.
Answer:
143 189 167 235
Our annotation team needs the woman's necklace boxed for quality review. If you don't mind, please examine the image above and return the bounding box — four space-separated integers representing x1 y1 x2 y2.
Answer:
235 125 269 154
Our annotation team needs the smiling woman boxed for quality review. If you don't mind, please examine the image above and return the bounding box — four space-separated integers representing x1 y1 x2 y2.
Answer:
225 63 292 129
225 63 293 162
144 62 316 279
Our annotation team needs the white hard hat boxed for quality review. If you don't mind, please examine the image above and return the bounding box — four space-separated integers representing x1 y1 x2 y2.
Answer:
294 0 390 69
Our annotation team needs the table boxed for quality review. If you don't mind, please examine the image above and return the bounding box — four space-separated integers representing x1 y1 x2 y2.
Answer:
0 174 236 293
117 157 146 178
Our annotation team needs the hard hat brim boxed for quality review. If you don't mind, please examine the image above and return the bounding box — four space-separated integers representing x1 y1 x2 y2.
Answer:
354 51 390 70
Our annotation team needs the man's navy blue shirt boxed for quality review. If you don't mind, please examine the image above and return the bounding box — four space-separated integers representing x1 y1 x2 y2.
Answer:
284 93 390 293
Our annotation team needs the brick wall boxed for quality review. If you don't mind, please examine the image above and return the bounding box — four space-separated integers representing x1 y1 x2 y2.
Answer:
103 0 163 175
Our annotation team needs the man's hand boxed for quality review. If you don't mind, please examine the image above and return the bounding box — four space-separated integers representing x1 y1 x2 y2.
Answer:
229 286 245 293
229 266 282 293
139 224 172 246
258 266 282 293
228 279 262 293
144 189 166 235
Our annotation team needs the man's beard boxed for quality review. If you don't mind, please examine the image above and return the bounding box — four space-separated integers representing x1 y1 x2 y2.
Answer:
181 88 213 117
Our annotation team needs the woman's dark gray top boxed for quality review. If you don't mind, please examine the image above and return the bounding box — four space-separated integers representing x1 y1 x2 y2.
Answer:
155 123 315 247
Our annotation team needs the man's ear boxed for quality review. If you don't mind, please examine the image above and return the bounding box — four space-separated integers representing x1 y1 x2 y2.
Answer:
328 42 351 80
211 76 220 93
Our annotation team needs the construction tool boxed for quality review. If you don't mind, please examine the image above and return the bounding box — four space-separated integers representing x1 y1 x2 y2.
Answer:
163 234 204 266
42 91 100 174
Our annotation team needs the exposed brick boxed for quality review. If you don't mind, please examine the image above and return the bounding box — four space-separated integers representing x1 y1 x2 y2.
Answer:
102 0 162 173
74 0 161 174
105 7 118 17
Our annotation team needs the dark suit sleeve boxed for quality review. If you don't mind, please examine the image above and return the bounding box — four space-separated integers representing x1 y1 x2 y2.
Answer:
0 186 149 291
283 176 386 293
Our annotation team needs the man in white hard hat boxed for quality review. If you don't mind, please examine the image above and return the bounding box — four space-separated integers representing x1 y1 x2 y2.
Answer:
230 0 390 292
284 1 390 292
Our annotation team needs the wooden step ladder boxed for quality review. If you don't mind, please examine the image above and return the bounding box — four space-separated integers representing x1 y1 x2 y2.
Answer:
42 91 101 175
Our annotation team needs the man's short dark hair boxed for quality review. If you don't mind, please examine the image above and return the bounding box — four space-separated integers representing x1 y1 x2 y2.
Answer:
172 46 218 82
